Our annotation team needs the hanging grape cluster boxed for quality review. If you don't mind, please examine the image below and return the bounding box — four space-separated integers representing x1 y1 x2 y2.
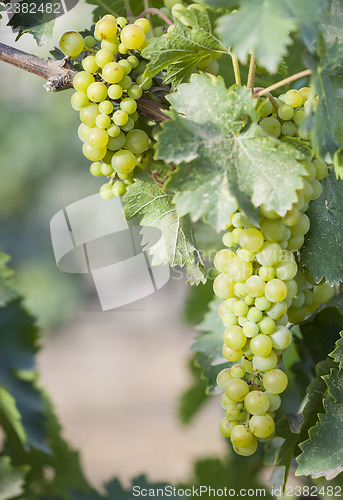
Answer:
59 14 161 200
214 87 333 456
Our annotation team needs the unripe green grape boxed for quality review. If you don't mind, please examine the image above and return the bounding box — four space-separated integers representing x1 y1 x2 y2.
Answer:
258 316 275 335
245 275 265 298
231 227 244 243
259 116 281 137
270 327 292 350
244 295 255 306
127 55 139 69
107 132 126 151
80 103 99 127
250 333 273 357
287 235 304 251
223 325 246 350
275 260 297 281
82 142 107 161
136 74 153 90
112 109 128 126
299 86 311 103
107 124 121 138
260 219 287 242
120 97 137 114
218 298 237 316
282 208 300 227
249 414 274 438
119 75 133 90
101 39 120 53
230 364 245 379
100 183 115 200
96 114 111 128
120 24 146 49
213 273 235 299
290 212 310 237
108 84 123 100
281 121 297 137
222 232 235 247
59 31 84 57
111 148 136 174
277 104 294 121
228 257 253 282
112 181 128 198
95 48 114 68
73 71 95 92
258 266 275 281
71 91 89 110
78 123 91 142
303 289 314 307
216 368 233 390
260 206 279 219
313 158 328 180
258 98 273 118
293 108 305 126
219 417 237 438
118 43 129 54
256 242 281 266
102 62 125 83
222 345 243 362
95 16 117 41
247 307 263 323
245 390 270 416
253 351 277 371
214 249 235 273
266 300 287 320
255 297 271 311
301 180 314 202
311 179 323 200
84 35 97 49
313 283 334 303
302 160 316 182
134 17 151 33
222 312 238 327
121 118 134 132
101 163 114 176
230 425 253 448
225 379 249 402
90 162 102 177
234 282 247 298
118 59 133 75
87 82 108 103
99 100 114 115
243 321 259 338
284 89 302 108
82 55 99 73
265 279 287 303
87 127 109 149
237 248 255 262
232 300 249 317
225 405 242 420
263 369 288 394
240 228 264 252
126 86 142 102
232 212 242 227
233 435 257 456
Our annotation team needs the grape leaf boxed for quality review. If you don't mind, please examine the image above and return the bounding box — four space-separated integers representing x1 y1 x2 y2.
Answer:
143 7 226 87
122 172 205 284
320 0 343 46
330 332 343 369
191 297 227 393
178 361 209 424
283 0 327 51
306 41 343 175
216 0 296 73
0 456 28 500
157 73 309 230
300 170 343 284
296 368 343 480
0 253 18 307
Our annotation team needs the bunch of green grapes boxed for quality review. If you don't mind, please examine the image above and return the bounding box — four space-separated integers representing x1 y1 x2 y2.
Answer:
59 14 157 200
213 89 333 455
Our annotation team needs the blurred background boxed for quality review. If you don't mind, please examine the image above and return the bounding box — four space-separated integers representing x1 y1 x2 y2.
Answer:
0 5 230 490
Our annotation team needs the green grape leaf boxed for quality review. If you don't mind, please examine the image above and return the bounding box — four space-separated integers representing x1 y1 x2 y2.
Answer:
307 41 343 173
157 74 309 230
191 297 227 393
320 0 343 46
143 7 226 87
216 0 296 73
282 0 327 50
0 299 49 452
122 172 205 284
300 170 343 284
0 456 29 500
275 359 335 488
0 253 18 307
296 368 343 479
330 332 343 369
299 307 343 364
0 385 26 447
178 359 209 424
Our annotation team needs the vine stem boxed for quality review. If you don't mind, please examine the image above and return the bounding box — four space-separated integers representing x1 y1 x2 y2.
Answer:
137 7 173 26
124 0 133 18
91 0 119 17
0 42 168 123
253 87 279 110
247 53 256 90
231 54 241 85
143 0 155 36
254 69 312 97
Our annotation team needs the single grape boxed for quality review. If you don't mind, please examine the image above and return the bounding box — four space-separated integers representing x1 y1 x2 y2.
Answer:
121 118 135 132
96 114 111 129
232 300 249 317
230 364 245 379
224 379 249 402
312 159 328 180
256 242 282 267
266 301 287 320
245 275 265 298
71 91 89 110
225 405 243 421
284 89 302 108
99 100 114 115
250 334 273 357
82 142 107 161
107 132 126 151
258 316 275 335
214 249 235 273
270 327 292 350
101 39 120 53
100 183 115 200
134 18 151 33
87 82 108 103
219 417 237 438
87 127 109 149
290 212 310 237
259 117 281 137
313 283 334 303
90 162 102 177
277 104 294 121
213 273 235 299
80 103 99 127
82 55 99 73
258 266 275 281
263 369 288 394
59 31 84 57
216 368 233 390
101 163 114 176
120 97 137 114
108 84 123 100
252 351 277 371
121 24 146 49
228 257 253 282
136 74 153 90
243 321 259 338
265 279 287 303
281 121 297 137
247 307 263 323
240 228 264 252
102 62 125 84
111 148 136 174
84 35 97 49
223 325 247 350
119 75 133 90
95 17 117 41
73 71 95 92
249 414 275 438
222 345 243 362
275 260 297 281
230 425 253 448
244 391 270 416
78 123 91 142
233 436 257 456
127 55 139 68
118 59 133 75
113 110 129 126
95 48 114 68
254 297 271 311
